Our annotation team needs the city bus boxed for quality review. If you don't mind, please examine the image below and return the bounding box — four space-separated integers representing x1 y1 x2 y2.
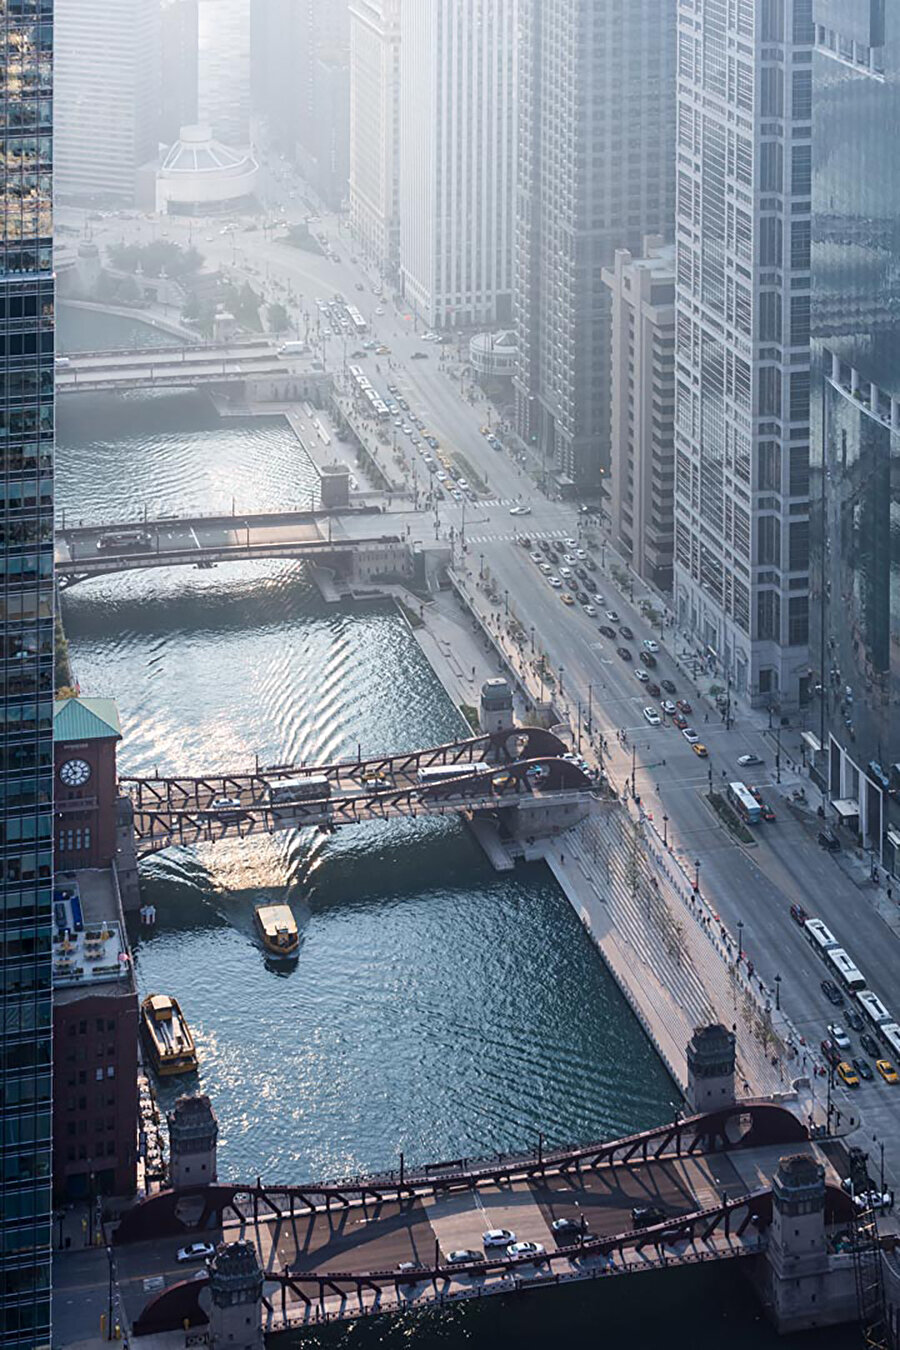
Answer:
824 947 866 992
268 775 331 806
804 917 839 955
726 781 761 825
879 1023 900 1060
346 305 367 335
857 989 893 1033
417 763 489 786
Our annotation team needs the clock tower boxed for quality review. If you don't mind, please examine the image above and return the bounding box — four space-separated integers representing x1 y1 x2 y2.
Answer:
54 696 122 870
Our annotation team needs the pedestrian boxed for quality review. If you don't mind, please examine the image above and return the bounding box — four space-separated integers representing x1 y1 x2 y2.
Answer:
704 712 709 723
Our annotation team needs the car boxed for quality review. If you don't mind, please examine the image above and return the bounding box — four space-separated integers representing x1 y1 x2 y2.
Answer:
643 639 660 653
737 753 763 768
506 1241 546 1262
509 505 532 516
853 1190 892 1211
548 577 563 588
208 796 243 814
861 1033 882 1059
375 305 386 315
682 727 700 744
646 681 661 698
820 1038 840 1068
584 605 597 617
483 1228 515 1248
820 979 844 1007
617 647 632 661
846 1008 864 1033
585 557 598 571
401 424 413 434
631 1206 667 1228
760 802 776 822
396 1261 425 1284
359 770 389 787
877 1059 899 1083
599 625 617 639
563 537 577 548
635 669 650 684
676 700 693 715
376 345 390 355
606 611 620 622
692 743 709 758
619 625 634 640
639 650 657 668
176 1242 216 1264
643 707 662 726
661 679 677 694
592 594 606 606
852 1057 874 1081
550 1218 584 1238
539 540 553 553
836 1061 859 1088
411 351 429 359
531 551 543 563
661 700 677 715
560 567 573 578
790 903 809 925
563 554 578 566
446 1249 482 1266
539 563 552 574
561 593 575 606
818 828 841 852
672 713 688 730
526 763 549 782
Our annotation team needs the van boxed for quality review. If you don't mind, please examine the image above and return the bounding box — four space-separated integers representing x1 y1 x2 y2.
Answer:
818 828 841 852
277 341 306 357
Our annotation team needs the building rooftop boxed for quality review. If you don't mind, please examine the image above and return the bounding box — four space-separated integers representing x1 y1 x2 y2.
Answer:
54 695 121 743
53 869 134 1002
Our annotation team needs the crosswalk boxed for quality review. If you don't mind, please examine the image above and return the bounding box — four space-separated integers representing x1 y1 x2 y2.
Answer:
463 527 572 544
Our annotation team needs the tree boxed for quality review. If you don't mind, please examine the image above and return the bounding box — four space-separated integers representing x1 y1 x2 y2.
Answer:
267 302 290 333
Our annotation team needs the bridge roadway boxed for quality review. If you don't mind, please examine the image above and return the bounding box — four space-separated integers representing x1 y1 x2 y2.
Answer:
113 1105 851 1335
120 729 593 855
55 340 312 394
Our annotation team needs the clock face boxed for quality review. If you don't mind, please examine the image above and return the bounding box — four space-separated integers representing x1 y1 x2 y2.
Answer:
60 758 92 788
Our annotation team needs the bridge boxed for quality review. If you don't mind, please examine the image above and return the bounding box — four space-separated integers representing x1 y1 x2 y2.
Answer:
55 340 324 396
110 1100 855 1336
54 508 403 587
119 728 594 856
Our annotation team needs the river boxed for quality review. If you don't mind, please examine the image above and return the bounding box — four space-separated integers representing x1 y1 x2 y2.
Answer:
56 308 856 1347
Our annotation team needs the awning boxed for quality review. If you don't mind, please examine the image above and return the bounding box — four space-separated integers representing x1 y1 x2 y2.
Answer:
832 798 859 821
801 731 821 753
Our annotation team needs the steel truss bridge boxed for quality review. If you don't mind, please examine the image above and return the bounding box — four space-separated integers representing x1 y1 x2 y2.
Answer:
54 340 309 396
120 727 592 855
121 1102 853 1336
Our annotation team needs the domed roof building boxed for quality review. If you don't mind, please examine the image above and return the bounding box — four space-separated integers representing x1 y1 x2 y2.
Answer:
156 125 258 215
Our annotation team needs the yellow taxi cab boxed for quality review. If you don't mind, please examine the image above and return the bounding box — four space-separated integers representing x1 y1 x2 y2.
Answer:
836 1061 860 1088
561 593 575 606
692 742 709 758
877 1059 898 1083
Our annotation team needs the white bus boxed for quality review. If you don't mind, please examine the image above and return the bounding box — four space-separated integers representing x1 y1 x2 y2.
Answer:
346 305 367 335
824 947 866 992
268 775 331 806
879 1023 900 1060
857 989 893 1032
727 781 761 825
417 763 489 786
804 917 839 955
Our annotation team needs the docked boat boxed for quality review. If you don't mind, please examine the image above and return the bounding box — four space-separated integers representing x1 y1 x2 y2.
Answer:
140 993 198 1076
254 903 300 957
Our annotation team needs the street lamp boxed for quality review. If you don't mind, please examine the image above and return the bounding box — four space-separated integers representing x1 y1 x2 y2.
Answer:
479 552 485 579
663 813 669 849
559 665 565 696
775 973 782 1011
737 919 744 961
694 859 701 893
504 588 509 616
530 625 535 653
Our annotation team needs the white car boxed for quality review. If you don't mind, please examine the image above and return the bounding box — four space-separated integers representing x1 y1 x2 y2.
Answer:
530 552 543 563
737 753 763 767
643 707 662 726
584 605 597 617
576 549 587 559
548 577 563 589
682 727 700 744
483 1228 515 1248
176 1242 216 1264
564 538 577 548
660 700 677 715
446 1249 482 1265
506 1241 546 1262
643 639 660 653
560 567 573 578
828 1023 851 1049
509 505 532 516
402 424 413 434
457 479 469 491
606 611 620 622
593 594 606 606
375 305 385 315
635 669 650 684
563 554 577 565
208 796 243 815
539 563 552 574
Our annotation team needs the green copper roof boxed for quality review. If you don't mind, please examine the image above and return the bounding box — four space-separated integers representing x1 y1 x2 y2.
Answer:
54 696 122 743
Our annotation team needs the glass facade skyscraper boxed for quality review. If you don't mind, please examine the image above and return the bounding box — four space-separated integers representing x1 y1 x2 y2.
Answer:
0 1 55 1345
811 0 900 857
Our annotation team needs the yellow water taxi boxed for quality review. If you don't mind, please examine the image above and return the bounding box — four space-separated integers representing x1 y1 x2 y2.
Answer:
140 994 198 1076
254 904 300 957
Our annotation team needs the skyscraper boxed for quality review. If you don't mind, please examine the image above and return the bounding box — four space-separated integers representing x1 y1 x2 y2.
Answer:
673 0 813 709
399 0 517 328
198 0 252 147
811 2 900 855
56 0 161 203
349 0 401 274
0 2 55 1345
514 0 675 492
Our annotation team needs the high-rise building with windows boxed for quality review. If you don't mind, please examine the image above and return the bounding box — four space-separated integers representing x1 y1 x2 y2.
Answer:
810 0 900 859
514 0 675 492
399 0 517 329
0 2 55 1345
198 0 251 148
672 0 813 709
349 0 401 274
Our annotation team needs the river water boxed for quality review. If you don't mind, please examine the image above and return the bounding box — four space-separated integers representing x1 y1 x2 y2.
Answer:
56 308 856 1348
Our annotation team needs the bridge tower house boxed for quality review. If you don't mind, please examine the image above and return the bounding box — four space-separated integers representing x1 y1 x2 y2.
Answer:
765 1154 832 1331
685 1023 735 1113
480 678 514 734
167 1093 218 1190
208 1240 264 1350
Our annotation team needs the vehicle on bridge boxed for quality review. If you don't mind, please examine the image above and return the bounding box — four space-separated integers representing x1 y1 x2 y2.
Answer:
416 762 489 786
98 529 152 552
140 994 198 1077
268 775 332 809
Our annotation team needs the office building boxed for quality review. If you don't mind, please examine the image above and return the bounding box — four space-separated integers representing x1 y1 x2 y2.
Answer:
603 239 676 592
811 1 900 860
0 3 54 1345
198 0 252 148
160 0 199 145
672 0 813 709
349 0 401 273
514 0 675 492
399 0 517 328
55 0 161 203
